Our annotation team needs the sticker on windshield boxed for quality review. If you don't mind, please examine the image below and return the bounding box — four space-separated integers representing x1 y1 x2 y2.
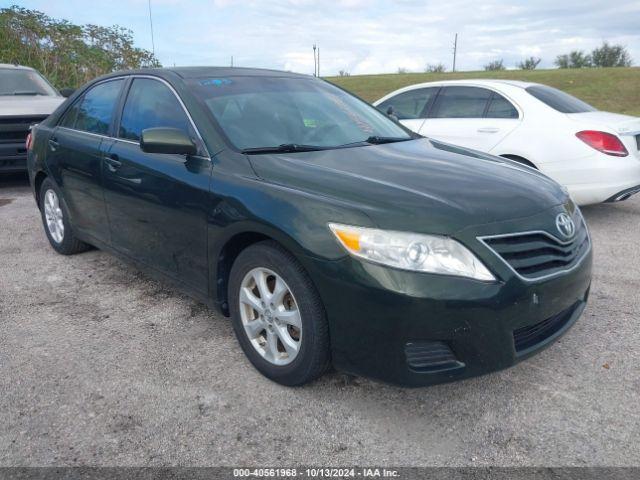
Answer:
200 78 233 86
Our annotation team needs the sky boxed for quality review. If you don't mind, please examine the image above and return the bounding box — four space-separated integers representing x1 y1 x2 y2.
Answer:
7 0 640 76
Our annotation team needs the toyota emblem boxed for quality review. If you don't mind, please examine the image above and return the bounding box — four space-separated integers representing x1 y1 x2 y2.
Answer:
555 213 576 239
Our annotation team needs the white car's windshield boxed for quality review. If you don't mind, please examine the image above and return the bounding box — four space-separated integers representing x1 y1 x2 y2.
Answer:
0 68 58 96
188 76 412 152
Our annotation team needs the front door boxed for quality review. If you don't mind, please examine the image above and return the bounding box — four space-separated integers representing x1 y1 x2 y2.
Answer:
376 87 439 134
102 77 211 294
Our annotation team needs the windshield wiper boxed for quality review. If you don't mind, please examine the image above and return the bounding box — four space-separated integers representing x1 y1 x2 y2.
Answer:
3 91 43 96
364 135 413 145
241 143 327 155
334 136 414 149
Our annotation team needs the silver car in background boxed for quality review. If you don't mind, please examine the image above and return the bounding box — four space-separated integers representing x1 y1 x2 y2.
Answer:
0 64 65 173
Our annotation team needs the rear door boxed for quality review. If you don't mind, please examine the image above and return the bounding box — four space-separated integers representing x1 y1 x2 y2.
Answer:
49 78 124 243
376 87 439 133
102 77 211 293
419 86 520 151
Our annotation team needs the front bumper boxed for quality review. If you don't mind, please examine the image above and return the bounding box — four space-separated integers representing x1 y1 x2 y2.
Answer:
304 207 593 387
0 143 27 173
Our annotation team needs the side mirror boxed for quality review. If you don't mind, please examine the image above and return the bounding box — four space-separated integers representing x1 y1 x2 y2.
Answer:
60 88 75 98
386 105 399 122
140 127 197 156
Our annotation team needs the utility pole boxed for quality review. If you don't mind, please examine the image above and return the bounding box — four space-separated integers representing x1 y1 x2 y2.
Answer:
313 44 317 76
231 55 234 67
148 0 156 56
317 46 320 77
452 33 458 72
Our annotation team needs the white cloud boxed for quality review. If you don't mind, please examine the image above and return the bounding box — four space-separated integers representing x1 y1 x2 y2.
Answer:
19 0 640 74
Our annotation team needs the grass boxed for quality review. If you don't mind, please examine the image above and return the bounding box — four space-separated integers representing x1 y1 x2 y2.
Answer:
326 67 640 116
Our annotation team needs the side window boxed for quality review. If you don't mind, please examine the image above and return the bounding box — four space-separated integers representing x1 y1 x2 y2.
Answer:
119 78 195 145
431 87 492 118
74 80 123 134
486 93 518 119
59 100 80 128
378 88 437 119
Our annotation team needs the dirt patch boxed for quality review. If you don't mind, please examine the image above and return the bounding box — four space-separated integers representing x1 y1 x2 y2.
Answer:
0 198 15 207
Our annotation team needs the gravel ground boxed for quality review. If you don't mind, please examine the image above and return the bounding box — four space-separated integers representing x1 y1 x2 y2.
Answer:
0 173 638 467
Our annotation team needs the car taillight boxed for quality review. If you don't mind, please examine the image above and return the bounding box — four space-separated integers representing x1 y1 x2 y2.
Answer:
26 132 33 151
576 130 628 157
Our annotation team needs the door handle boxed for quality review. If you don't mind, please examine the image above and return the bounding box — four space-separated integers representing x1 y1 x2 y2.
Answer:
48 137 59 151
478 127 499 133
104 154 122 172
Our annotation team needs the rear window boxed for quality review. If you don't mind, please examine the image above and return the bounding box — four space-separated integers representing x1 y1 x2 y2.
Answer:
525 85 596 113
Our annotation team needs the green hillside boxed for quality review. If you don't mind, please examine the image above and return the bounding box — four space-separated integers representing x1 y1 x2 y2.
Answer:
326 67 640 116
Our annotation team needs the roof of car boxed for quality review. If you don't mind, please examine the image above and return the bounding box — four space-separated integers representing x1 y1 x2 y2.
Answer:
100 66 311 81
400 78 537 89
373 78 539 104
167 66 310 79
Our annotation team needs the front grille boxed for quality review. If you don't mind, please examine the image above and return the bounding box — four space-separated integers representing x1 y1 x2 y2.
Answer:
480 217 589 280
405 341 464 373
513 301 579 353
0 116 46 144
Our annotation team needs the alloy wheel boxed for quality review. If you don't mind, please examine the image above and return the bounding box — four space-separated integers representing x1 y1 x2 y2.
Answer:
44 189 64 244
239 267 302 366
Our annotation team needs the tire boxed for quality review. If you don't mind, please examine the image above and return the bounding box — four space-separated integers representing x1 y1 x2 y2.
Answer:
39 177 90 255
228 240 331 386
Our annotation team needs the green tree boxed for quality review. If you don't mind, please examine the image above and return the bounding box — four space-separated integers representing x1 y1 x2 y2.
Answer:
425 63 446 73
591 42 632 67
517 56 541 70
484 59 505 71
555 50 591 68
0 5 160 89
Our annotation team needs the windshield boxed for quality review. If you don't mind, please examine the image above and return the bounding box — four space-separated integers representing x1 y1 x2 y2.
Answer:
525 85 596 114
0 68 58 96
188 76 412 151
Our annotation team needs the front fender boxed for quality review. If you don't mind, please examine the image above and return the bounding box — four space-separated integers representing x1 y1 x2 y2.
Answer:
206 172 373 309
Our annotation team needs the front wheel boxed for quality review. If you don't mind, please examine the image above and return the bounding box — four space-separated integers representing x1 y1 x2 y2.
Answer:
228 240 331 386
39 177 90 255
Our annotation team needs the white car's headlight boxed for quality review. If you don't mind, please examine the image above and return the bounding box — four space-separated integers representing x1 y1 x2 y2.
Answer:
328 223 495 281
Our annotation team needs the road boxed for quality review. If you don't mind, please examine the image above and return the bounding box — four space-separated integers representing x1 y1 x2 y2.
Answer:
1 173 638 466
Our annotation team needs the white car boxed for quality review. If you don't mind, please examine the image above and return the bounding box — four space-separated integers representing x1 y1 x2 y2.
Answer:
374 80 640 205
0 64 65 173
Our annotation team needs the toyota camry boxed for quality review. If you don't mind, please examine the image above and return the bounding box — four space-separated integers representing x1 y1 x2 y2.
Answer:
27 67 592 386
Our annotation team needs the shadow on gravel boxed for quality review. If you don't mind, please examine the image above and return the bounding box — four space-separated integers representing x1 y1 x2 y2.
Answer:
580 198 640 225
0 172 29 189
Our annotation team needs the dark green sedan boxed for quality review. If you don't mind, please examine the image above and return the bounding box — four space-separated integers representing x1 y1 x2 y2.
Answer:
27 67 592 386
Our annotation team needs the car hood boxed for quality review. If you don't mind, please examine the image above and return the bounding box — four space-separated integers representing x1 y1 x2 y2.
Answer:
0 95 64 117
248 138 569 235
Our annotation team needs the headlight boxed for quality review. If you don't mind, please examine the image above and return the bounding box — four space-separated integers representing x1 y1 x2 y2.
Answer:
328 223 495 281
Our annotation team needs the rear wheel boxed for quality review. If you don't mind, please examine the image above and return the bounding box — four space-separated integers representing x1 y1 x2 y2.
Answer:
39 178 90 255
228 240 331 386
